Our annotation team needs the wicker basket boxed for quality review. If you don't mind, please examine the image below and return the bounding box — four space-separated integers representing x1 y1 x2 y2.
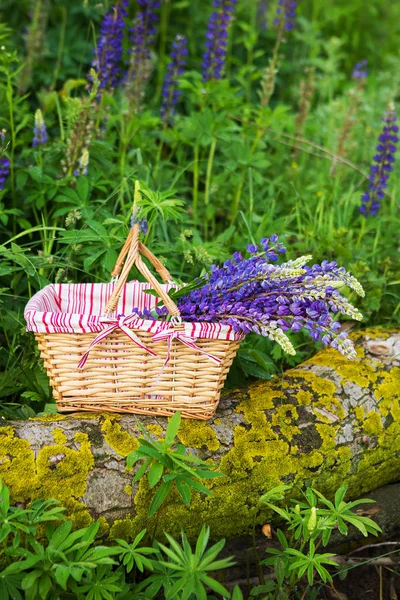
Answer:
25 224 241 420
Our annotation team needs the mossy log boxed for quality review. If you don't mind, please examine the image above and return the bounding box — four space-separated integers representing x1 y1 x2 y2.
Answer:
1 328 400 541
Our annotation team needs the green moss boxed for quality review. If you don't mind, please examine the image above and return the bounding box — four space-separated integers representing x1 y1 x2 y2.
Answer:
178 420 220 451
101 416 139 457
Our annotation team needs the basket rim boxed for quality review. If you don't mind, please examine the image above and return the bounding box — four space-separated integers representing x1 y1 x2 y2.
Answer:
24 281 244 342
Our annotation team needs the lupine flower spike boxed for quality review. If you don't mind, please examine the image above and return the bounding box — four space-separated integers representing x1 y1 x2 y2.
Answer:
257 0 268 31
73 149 89 177
352 59 368 80
202 0 238 82
0 130 10 191
126 0 160 112
161 35 188 124
132 235 364 360
274 0 298 31
330 60 368 175
92 0 128 91
32 109 48 147
360 103 398 216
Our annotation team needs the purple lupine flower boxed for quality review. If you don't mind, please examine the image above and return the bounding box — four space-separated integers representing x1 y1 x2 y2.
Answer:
92 0 128 90
126 0 160 108
131 236 364 360
274 0 297 31
257 0 268 30
352 59 368 80
0 157 10 191
202 0 237 82
0 130 9 191
360 104 398 217
32 109 48 147
161 35 188 124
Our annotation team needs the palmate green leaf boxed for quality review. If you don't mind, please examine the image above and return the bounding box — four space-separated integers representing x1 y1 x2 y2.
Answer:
0 574 23 600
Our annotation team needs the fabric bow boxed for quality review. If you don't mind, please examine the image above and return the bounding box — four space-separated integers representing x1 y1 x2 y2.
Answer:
151 328 222 370
77 314 156 369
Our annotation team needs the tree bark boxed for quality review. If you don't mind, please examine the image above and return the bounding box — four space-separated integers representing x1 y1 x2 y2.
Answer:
1 328 399 541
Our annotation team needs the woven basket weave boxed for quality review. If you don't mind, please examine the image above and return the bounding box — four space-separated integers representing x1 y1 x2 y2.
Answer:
25 224 241 420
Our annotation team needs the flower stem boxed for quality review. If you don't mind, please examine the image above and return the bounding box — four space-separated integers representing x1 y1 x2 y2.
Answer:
204 137 217 240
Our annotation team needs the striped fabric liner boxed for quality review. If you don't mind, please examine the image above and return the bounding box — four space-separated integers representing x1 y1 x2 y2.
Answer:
24 281 242 341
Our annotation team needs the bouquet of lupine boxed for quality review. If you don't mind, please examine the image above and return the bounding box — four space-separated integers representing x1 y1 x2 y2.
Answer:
133 235 364 359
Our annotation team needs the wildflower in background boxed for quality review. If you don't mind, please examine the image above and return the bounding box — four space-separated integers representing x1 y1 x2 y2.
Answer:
294 66 316 151
352 59 368 80
0 131 9 191
19 0 50 93
257 0 268 30
161 35 188 124
0 158 10 191
330 60 368 175
202 0 238 82
126 0 160 112
73 148 89 177
133 236 364 360
360 103 398 216
32 109 48 147
92 1 128 91
274 0 297 32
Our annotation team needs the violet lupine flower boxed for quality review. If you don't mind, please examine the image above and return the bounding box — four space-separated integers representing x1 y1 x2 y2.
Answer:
360 104 398 217
257 0 268 30
0 157 10 191
134 236 364 359
352 59 368 80
202 0 237 83
32 109 48 147
126 0 160 108
92 1 128 90
274 0 297 31
161 35 188 124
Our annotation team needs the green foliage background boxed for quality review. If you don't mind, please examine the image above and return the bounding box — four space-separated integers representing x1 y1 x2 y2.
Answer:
0 0 399 417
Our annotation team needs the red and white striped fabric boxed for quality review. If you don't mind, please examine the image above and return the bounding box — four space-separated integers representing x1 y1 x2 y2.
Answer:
24 281 242 342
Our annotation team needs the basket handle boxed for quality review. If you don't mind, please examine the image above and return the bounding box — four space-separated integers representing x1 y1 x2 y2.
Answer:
104 224 181 318
111 227 172 283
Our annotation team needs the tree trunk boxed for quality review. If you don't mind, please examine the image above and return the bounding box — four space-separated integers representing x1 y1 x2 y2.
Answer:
1 328 399 541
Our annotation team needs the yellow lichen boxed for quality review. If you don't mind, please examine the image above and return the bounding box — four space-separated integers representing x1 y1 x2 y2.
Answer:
363 411 383 436
124 485 132 495
30 414 66 422
354 406 365 422
178 420 220 451
0 427 94 528
52 428 67 445
101 417 139 457
146 424 163 438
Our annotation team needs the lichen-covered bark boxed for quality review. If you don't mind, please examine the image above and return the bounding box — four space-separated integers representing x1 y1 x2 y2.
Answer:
1 328 399 541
